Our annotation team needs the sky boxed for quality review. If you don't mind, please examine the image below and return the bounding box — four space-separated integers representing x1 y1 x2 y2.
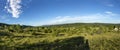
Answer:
0 0 120 26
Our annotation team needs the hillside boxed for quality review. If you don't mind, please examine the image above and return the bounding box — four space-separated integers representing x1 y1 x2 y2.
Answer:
0 23 120 50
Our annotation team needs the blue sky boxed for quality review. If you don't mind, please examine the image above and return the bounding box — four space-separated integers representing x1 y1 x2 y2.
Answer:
0 0 120 26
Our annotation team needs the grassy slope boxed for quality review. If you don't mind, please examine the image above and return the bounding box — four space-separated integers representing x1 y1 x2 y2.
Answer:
0 23 120 50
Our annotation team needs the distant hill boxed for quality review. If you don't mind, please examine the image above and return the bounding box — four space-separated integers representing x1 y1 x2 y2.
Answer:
42 23 120 27
0 23 10 26
0 22 120 27
0 23 33 28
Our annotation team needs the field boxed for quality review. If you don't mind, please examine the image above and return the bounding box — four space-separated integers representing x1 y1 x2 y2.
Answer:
0 23 120 50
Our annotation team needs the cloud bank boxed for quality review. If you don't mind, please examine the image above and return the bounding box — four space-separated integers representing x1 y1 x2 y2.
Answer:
45 11 119 25
5 0 22 18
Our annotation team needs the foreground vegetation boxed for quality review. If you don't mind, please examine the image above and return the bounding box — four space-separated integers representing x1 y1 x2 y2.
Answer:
0 23 120 50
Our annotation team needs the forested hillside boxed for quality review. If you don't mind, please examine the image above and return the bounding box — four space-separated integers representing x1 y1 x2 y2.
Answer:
0 23 120 50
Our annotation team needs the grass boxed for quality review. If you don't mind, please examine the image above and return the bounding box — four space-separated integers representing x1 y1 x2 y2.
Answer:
0 23 120 50
85 33 120 50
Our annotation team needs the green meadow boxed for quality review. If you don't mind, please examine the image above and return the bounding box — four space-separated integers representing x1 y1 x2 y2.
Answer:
0 23 120 50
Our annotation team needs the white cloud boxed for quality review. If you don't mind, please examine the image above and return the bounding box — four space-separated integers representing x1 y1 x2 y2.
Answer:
0 16 6 19
105 11 117 16
5 0 22 18
0 15 10 21
105 11 112 14
107 4 114 7
45 11 118 25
